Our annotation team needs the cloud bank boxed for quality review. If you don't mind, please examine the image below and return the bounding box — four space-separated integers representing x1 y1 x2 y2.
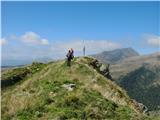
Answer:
0 38 7 45
2 31 160 65
13 32 49 45
2 32 121 64
51 40 121 56
145 34 160 47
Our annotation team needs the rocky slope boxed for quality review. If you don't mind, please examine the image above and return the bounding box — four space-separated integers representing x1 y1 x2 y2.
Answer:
110 53 160 111
92 49 160 113
117 63 160 111
1 57 154 120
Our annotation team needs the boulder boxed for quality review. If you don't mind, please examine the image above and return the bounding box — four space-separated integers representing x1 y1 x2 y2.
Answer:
99 64 107 73
62 84 76 91
90 59 112 80
132 99 148 114
138 102 148 114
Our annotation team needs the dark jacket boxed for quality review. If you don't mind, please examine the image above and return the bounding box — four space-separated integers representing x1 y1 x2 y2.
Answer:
66 51 74 60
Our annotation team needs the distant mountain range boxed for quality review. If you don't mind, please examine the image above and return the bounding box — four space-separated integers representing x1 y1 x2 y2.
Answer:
110 52 160 80
92 48 160 112
92 48 139 64
1 57 53 67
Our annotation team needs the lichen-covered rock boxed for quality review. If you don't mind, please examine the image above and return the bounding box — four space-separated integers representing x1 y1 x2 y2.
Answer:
62 84 76 91
90 59 113 80
131 99 148 114
99 64 107 73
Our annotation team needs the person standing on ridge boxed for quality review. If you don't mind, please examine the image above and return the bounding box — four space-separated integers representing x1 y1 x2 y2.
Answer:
66 48 74 66
83 46 85 56
83 40 85 56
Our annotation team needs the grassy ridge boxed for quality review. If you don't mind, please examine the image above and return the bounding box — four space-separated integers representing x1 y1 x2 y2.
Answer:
1 62 46 89
1 57 156 119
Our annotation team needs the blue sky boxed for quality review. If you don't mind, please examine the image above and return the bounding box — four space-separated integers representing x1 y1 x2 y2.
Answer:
1 1 160 65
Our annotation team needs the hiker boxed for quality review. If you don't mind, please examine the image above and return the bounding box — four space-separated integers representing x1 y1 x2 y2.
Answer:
66 48 74 66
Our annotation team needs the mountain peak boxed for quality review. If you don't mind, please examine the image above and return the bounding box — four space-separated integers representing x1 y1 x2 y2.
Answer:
92 48 139 64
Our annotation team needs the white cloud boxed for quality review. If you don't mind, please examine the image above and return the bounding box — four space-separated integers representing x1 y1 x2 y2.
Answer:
0 38 7 45
41 39 49 45
14 31 49 45
51 40 121 56
145 35 160 47
2 31 122 63
85 40 121 53
21 32 40 44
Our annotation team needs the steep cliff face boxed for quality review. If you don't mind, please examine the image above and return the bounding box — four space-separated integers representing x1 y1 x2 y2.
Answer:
1 57 152 120
118 64 160 111
109 52 160 112
92 49 160 113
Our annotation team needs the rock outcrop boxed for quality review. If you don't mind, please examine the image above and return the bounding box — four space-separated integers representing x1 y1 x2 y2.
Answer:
90 59 113 80
62 84 76 91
